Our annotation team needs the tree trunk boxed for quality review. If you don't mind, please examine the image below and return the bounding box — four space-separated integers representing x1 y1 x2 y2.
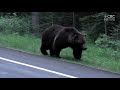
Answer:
73 12 75 27
32 12 40 36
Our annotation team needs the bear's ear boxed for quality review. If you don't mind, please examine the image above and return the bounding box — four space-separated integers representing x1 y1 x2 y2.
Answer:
84 34 87 37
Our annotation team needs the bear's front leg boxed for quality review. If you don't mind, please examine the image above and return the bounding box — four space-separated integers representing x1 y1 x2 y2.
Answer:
40 45 48 55
73 48 82 60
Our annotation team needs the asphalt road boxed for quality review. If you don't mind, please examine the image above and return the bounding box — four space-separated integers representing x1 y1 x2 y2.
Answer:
0 47 120 78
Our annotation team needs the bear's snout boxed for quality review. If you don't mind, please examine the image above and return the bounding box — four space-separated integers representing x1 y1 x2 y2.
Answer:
82 44 87 50
82 47 87 50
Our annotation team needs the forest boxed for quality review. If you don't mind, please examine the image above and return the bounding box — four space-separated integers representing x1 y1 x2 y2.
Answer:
0 12 120 73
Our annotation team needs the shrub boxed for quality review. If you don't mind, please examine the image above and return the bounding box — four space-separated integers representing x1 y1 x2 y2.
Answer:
95 34 120 51
0 15 32 35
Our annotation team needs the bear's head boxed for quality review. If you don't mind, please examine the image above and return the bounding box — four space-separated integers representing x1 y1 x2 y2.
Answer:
73 33 87 50
66 27 87 50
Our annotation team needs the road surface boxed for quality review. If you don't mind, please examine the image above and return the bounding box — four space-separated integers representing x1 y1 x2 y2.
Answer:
0 47 120 78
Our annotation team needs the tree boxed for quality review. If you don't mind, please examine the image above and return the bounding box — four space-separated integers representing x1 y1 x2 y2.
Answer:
32 12 40 36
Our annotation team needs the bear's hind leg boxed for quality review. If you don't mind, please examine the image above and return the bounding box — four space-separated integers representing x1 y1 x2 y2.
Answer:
55 49 61 58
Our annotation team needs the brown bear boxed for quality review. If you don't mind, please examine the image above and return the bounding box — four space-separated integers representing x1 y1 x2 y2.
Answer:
40 24 87 60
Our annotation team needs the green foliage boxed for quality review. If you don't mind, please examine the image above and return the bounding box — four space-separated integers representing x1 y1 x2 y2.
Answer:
79 12 120 42
110 24 120 39
0 12 31 17
79 12 107 41
95 22 120 50
95 34 111 48
0 32 40 53
95 34 120 51
0 32 120 73
0 15 32 35
38 12 74 34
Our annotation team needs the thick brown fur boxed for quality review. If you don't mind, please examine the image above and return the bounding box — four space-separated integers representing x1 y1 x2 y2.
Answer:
40 24 87 60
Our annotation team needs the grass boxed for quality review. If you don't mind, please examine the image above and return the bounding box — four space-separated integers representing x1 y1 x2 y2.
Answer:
0 32 40 54
60 43 120 73
0 32 120 73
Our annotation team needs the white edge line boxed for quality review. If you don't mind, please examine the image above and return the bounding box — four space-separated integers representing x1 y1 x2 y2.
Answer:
0 57 77 78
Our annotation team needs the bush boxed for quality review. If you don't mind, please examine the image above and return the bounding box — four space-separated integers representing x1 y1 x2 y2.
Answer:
0 15 32 35
95 34 120 51
79 12 107 41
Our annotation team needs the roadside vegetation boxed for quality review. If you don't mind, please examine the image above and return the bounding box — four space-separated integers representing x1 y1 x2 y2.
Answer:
0 12 120 73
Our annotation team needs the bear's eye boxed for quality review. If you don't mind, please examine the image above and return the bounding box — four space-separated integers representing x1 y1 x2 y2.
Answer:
74 35 79 40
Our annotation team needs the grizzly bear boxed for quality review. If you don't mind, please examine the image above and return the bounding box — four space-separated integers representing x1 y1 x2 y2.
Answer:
40 24 87 60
